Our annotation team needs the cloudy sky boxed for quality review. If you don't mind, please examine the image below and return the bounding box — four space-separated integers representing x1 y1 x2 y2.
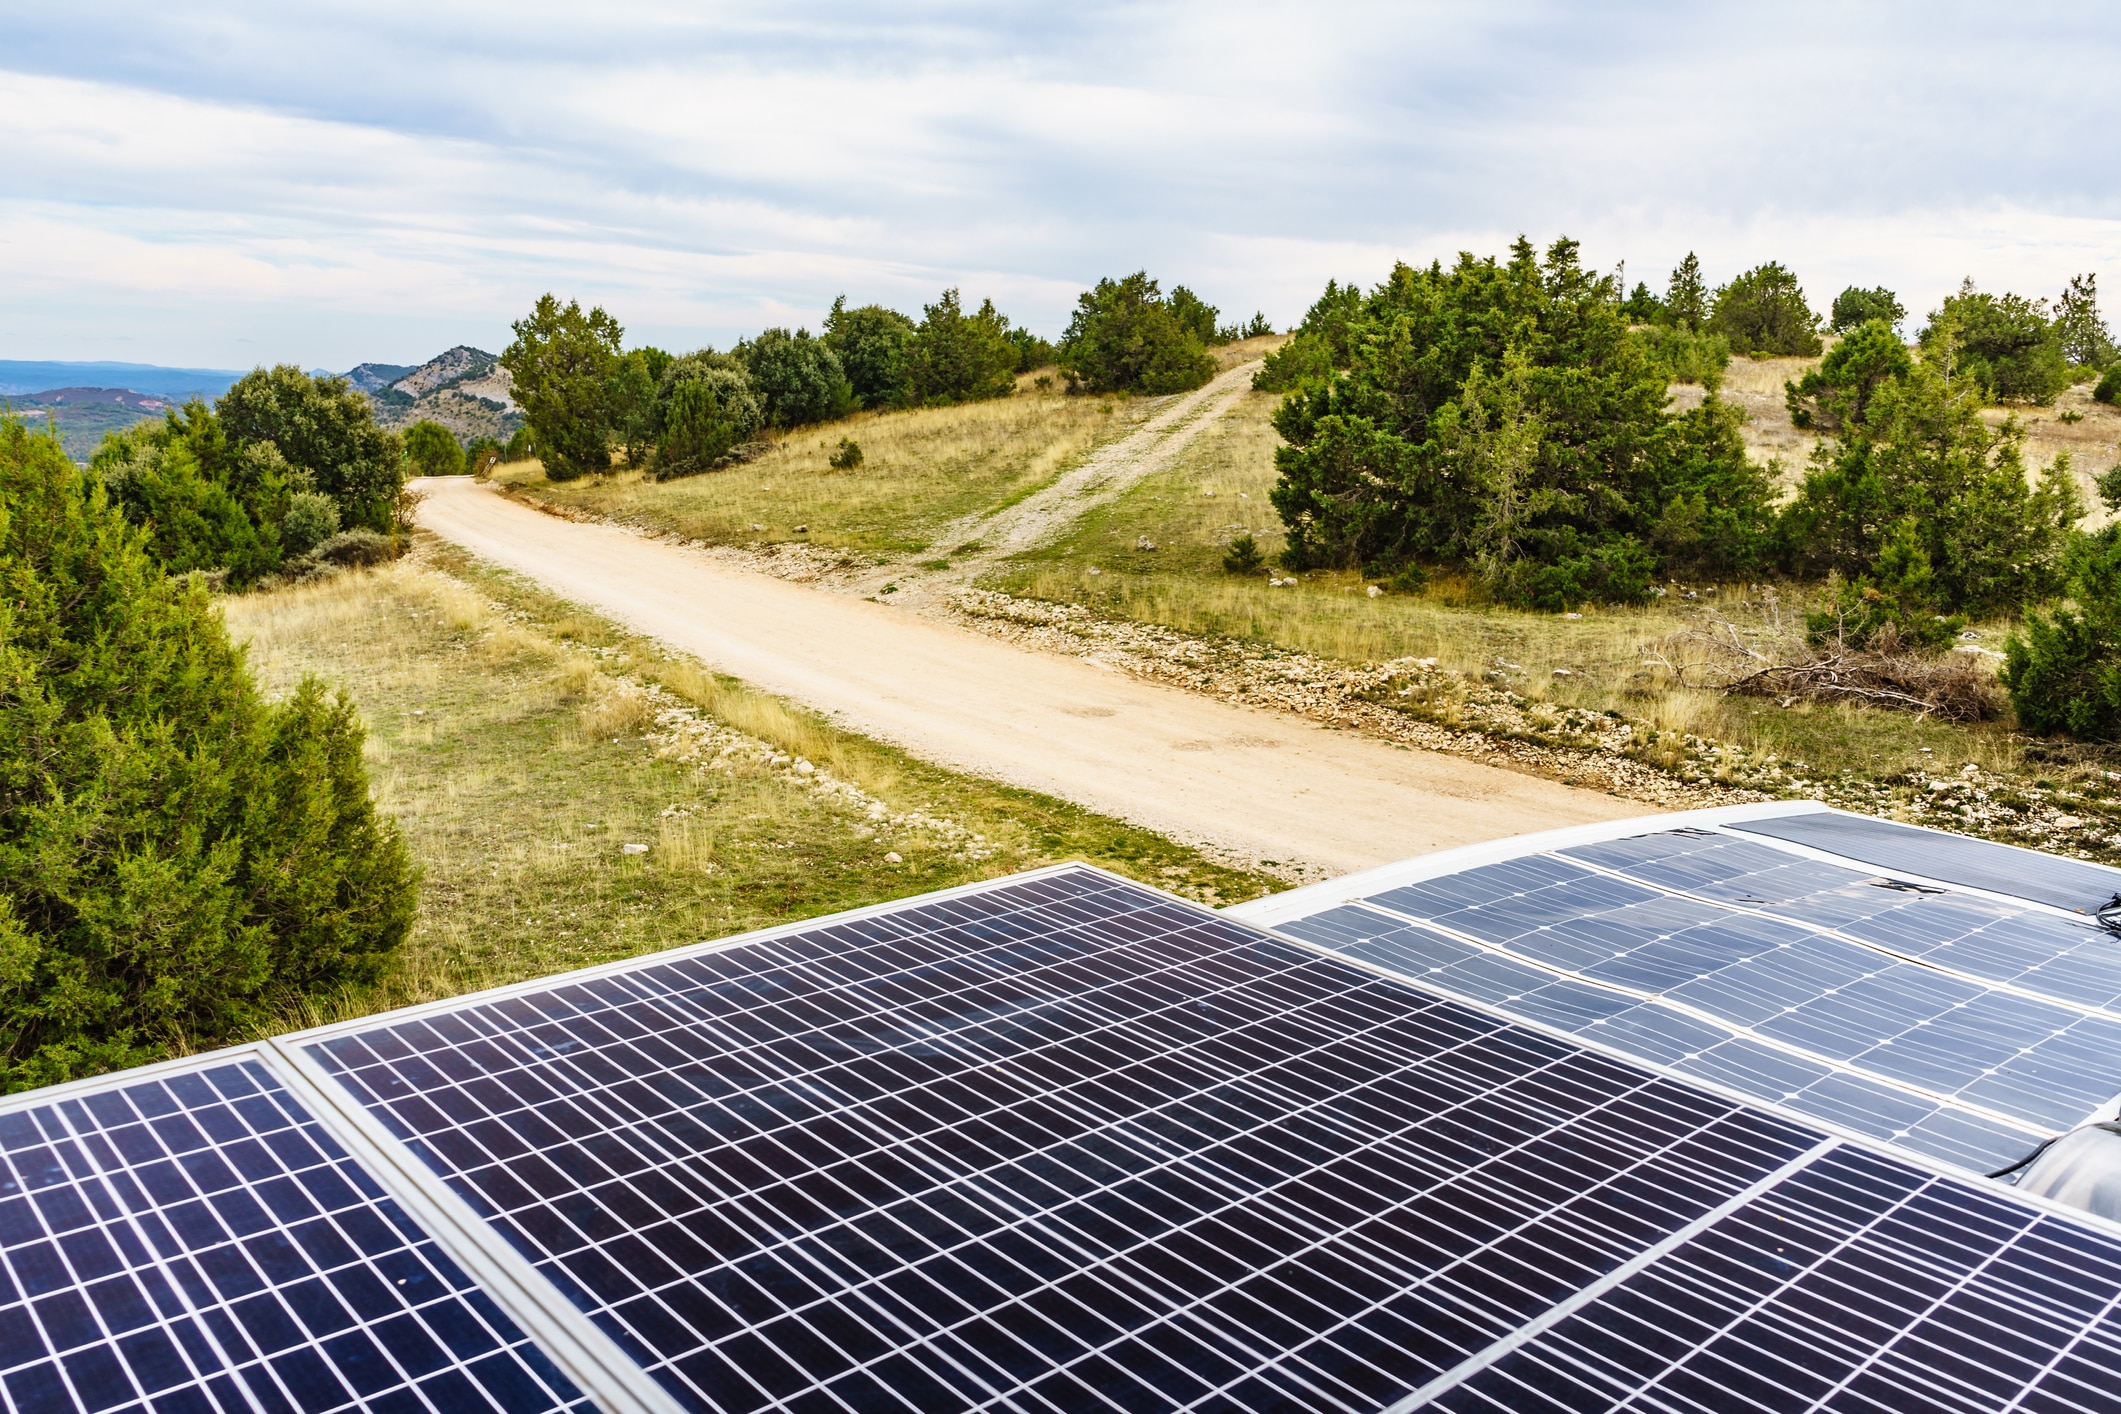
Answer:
5 1 2118 370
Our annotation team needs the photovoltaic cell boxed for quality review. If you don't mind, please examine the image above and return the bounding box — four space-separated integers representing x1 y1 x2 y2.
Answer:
1360 849 2121 1142
1275 903 2044 1173
1732 809 2121 915
1433 1144 2121 1413
0 1057 587 1414
1565 829 2121 1010
307 870 1834 1413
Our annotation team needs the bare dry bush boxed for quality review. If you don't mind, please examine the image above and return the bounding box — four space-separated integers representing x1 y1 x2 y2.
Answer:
1653 610 2002 722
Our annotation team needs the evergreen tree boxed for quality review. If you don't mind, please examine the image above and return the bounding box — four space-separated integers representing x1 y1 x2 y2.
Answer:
1918 282 2070 404
1830 286 1906 334
1663 253 1708 333
500 295 626 480
0 421 414 1089
214 367 402 529
905 289 1019 405
737 329 853 429
2055 273 2116 370
1779 355 2080 612
1058 273 1216 395
1266 237 1774 607
652 353 763 478
1711 262 1823 356
402 420 464 477
823 298 916 409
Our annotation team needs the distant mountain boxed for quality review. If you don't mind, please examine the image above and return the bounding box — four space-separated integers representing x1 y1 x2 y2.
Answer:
0 360 242 400
343 363 415 396
344 345 522 443
5 387 180 460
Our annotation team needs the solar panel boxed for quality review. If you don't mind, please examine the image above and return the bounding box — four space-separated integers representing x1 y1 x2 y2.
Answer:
0 1054 589 1414
1732 809 2121 915
277 864 2121 1413
1247 817 2121 1177
1415 1143 2121 1412
303 870 1848 1412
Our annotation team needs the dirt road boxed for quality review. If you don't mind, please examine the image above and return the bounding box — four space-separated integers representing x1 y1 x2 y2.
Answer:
416 478 1649 877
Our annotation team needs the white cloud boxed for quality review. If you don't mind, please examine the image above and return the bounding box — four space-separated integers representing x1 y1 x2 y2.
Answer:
3 2 2119 367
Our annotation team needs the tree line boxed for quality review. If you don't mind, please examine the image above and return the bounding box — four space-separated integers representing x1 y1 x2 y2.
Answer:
500 275 1272 481
1260 237 2121 737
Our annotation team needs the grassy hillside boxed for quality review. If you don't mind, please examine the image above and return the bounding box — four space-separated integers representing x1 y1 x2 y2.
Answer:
494 377 1152 554
222 543 1274 1026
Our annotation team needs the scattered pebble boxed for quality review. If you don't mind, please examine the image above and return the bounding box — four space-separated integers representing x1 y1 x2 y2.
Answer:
1367 585 1383 598
884 851 903 864
621 843 649 855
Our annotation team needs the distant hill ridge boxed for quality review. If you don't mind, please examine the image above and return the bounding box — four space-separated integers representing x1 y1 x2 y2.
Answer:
0 359 241 400
344 346 521 444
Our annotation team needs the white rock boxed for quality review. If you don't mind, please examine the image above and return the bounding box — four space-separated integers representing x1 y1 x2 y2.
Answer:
1366 585 1382 598
621 843 649 855
1552 668 1573 677
884 851 902 863
1563 612 1582 620
1088 566 1101 575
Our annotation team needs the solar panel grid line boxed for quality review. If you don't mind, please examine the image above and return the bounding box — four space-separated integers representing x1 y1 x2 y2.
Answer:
307 886 1501 1407
1387 845 2121 1143
1553 841 2121 1030
1256 908 2121 1252
300 870 1847 1414
1149 1094 1829 1413
1549 836 2121 1137
1376 1135 1841 1414
1332 893 2052 1147
1441 1150 2121 1414
266 1039 692 1414
322 920 1569 1407
0 1047 596 1414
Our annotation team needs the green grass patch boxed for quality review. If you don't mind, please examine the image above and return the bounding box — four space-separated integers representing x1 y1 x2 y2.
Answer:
222 541 1276 1027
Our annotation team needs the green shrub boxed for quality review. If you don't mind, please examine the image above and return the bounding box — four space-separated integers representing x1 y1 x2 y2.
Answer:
1620 281 1664 324
1919 283 2069 405
1253 280 1365 390
2093 364 2121 405
216 365 403 526
0 422 414 1089
1778 355 2081 614
653 354 763 478
906 289 1018 405
823 298 915 409
1007 328 1057 372
500 294 626 480
737 328 853 428
1710 262 1823 356
1265 237 1776 607
281 490 340 557
1222 533 1264 575
1631 325 1731 385
829 439 863 470
311 528 398 568
402 419 464 477
1058 273 1217 395
1830 286 1905 334
2005 529 2121 739
1805 519 1962 651
1784 319 1912 431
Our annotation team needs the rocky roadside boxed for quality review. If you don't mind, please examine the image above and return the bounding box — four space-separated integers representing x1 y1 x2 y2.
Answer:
951 589 2121 868
482 488 2121 868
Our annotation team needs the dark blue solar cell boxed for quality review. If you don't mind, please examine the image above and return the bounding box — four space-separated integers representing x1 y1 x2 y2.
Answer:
310 867 1833 1413
0 1061 584 1414
1434 1143 2121 1412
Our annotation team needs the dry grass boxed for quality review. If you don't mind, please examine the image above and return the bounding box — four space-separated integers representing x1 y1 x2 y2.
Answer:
219 548 1274 1027
492 390 1154 555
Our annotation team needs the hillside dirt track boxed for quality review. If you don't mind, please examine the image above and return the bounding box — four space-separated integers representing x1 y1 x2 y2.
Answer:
415 476 1650 878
